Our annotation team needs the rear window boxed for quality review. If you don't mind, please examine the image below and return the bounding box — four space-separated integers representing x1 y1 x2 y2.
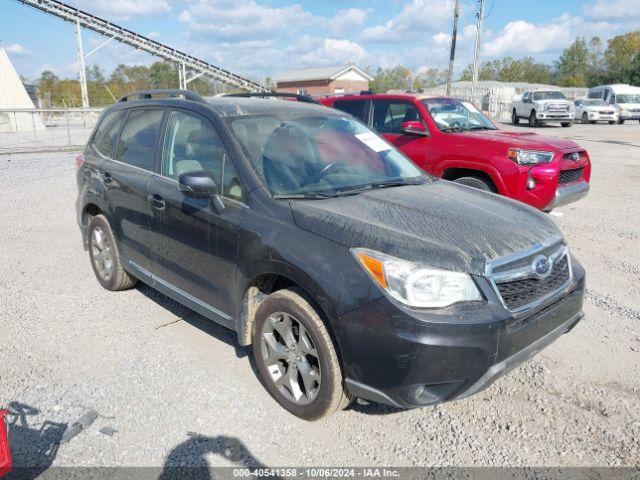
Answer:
91 110 126 158
115 109 164 171
333 100 367 122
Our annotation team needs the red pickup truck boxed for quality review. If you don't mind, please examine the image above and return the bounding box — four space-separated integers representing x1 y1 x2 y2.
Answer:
319 93 590 211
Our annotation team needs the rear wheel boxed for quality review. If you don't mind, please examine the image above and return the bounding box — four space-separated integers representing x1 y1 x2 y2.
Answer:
609 121 615 125
581 112 588 124
87 215 137 291
511 109 520 125
618 118 625 124
528 110 537 127
252 288 351 421
453 176 495 192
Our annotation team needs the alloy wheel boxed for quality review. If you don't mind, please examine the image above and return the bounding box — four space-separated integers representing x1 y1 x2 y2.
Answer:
260 311 321 405
90 226 113 282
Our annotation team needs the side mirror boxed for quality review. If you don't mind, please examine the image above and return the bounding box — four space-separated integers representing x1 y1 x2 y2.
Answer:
179 170 225 213
179 170 218 197
401 121 429 137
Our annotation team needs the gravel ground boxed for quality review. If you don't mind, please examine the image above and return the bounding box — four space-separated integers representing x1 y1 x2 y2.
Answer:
0 122 639 469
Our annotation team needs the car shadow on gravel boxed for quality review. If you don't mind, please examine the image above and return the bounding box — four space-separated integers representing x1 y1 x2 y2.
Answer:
136 283 250 359
160 434 280 480
3 401 67 480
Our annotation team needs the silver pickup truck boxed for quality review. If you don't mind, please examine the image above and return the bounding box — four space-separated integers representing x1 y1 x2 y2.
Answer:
512 90 575 127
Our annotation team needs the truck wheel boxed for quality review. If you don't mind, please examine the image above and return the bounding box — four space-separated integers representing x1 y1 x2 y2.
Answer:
582 112 588 124
618 118 625 124
453 176 496 192
561 122 572 127
528 110 537 127
511 109 520 125
87 214 137 291
609 121 615 125
252 288 352 421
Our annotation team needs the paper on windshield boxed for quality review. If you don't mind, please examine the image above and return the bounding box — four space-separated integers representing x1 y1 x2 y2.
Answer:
355 132 391 153
461 101 480 113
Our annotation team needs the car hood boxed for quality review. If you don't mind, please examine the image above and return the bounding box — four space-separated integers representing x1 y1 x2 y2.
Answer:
459 129 580 150
290 180 561 276
533 99 572 105
584 106 614 112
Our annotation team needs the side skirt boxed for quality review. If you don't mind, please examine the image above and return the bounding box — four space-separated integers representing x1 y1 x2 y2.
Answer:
126 260 236 331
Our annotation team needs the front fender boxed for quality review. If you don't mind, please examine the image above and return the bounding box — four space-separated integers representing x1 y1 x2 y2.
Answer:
434 160 509 196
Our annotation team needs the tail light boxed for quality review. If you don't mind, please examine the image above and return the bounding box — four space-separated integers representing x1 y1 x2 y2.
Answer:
0 410 11 479
75 154 85 171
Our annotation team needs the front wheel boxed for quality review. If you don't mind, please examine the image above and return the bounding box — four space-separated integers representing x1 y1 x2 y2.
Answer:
582 112 588 124
87 214 137 291
618 118 625 124
609 121 616 125
528 110 537 127
453 176 495 192
511 109 520 125
561 122 572 128
252 288 352 421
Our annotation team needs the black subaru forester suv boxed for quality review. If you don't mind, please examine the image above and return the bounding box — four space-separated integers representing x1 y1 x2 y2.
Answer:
76 90 585 420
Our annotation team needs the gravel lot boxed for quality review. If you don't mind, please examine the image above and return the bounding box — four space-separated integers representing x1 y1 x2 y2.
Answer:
1 121 639 469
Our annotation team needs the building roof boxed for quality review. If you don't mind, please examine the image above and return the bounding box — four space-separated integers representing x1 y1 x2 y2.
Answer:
276 64 373 83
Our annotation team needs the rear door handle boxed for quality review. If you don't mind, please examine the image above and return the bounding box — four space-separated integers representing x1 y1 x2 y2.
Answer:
148 194 165 210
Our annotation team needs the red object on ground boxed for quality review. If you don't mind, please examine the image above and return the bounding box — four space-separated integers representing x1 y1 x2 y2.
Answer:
320 93 591 211
0 410 10 478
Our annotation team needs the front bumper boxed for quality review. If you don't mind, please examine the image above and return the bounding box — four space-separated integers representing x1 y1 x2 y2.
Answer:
620 112 640 120
537 112 574 121
586 112 617 122
335 260 585 408
544 181 589 211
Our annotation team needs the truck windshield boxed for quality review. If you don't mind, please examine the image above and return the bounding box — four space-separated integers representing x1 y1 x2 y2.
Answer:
229 114 426 198
584 99 606 106
618 94 640 103
422 98 496 133
533 91 566 100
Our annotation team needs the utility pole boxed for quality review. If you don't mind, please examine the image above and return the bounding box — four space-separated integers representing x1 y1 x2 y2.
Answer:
445 0 460 96
470 0 485 105
75 19 90 108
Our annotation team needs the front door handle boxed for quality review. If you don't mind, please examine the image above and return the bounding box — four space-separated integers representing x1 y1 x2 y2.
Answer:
148 194 165 210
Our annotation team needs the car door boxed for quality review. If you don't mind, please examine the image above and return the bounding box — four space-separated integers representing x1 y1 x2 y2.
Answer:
103 108 164 273
146 109 244 322
370 99 431 171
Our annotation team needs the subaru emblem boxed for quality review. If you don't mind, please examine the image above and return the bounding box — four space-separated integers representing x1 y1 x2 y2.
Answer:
532 255 552 279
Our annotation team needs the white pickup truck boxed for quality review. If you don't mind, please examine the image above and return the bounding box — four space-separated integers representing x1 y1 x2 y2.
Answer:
512 90 575 127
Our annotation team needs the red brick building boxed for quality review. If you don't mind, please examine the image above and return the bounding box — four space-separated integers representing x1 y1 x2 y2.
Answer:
276 64 373 97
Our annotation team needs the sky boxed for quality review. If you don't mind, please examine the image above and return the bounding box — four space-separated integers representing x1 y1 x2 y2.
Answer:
1 0 640 83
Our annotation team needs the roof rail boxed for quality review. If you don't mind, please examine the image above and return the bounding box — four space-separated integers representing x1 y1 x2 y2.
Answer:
118 89 206 103
223 92 320 105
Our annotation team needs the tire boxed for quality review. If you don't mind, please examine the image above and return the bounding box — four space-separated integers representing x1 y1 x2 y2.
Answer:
87 214 137 291
528 110 537 127
453 176 495 192
589 121 597 124
609 121 615 125
582 112 588 124
252 288 351 421
561 122 572 128
618 118 625 124
511 109 520 125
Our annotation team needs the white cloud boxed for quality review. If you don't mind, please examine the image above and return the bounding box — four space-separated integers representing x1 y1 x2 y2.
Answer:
68 0 170 18
147 31 161 39
328 8 370 36
300 38 367 65
4 43 31 56
361 0 455 43
584 0 640 19
432 32 450 45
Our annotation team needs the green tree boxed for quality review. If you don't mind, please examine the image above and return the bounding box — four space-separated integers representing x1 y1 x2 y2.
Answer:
603 31 640 84
555 37 590 86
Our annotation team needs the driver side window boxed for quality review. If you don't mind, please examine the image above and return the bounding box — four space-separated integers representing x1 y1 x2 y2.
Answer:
162 110 243 201
372 100 421 134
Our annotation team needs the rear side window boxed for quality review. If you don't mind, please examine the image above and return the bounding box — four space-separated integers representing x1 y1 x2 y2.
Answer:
91 110 126 158
333 100 367 122
115 109 164 171
372 100 420 134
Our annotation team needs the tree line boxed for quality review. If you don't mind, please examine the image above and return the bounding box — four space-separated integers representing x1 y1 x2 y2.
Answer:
33 30 639 107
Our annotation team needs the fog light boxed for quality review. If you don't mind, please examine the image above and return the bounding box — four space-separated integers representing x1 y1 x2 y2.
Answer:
526 178 536 190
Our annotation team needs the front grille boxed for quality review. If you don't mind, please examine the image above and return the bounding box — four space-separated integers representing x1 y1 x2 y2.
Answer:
599 110 615 114
496 255 570 311
548 103 569 112
558 168 584 184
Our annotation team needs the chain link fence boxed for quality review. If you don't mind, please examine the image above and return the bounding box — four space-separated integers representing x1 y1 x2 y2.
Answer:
0 108 103 154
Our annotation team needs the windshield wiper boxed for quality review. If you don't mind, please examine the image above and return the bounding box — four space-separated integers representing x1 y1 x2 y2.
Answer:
331 178 425 196
273 193 334 200
467 125 494 130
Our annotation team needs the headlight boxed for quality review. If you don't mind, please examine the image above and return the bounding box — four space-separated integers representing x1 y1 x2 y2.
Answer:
352 248 482 308
508 148 554 165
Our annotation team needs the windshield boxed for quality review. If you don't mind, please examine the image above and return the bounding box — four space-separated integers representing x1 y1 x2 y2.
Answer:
533 91 566 100
618 94 640 103
422 98 496 132
229 113 426 198
584 99 606 106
